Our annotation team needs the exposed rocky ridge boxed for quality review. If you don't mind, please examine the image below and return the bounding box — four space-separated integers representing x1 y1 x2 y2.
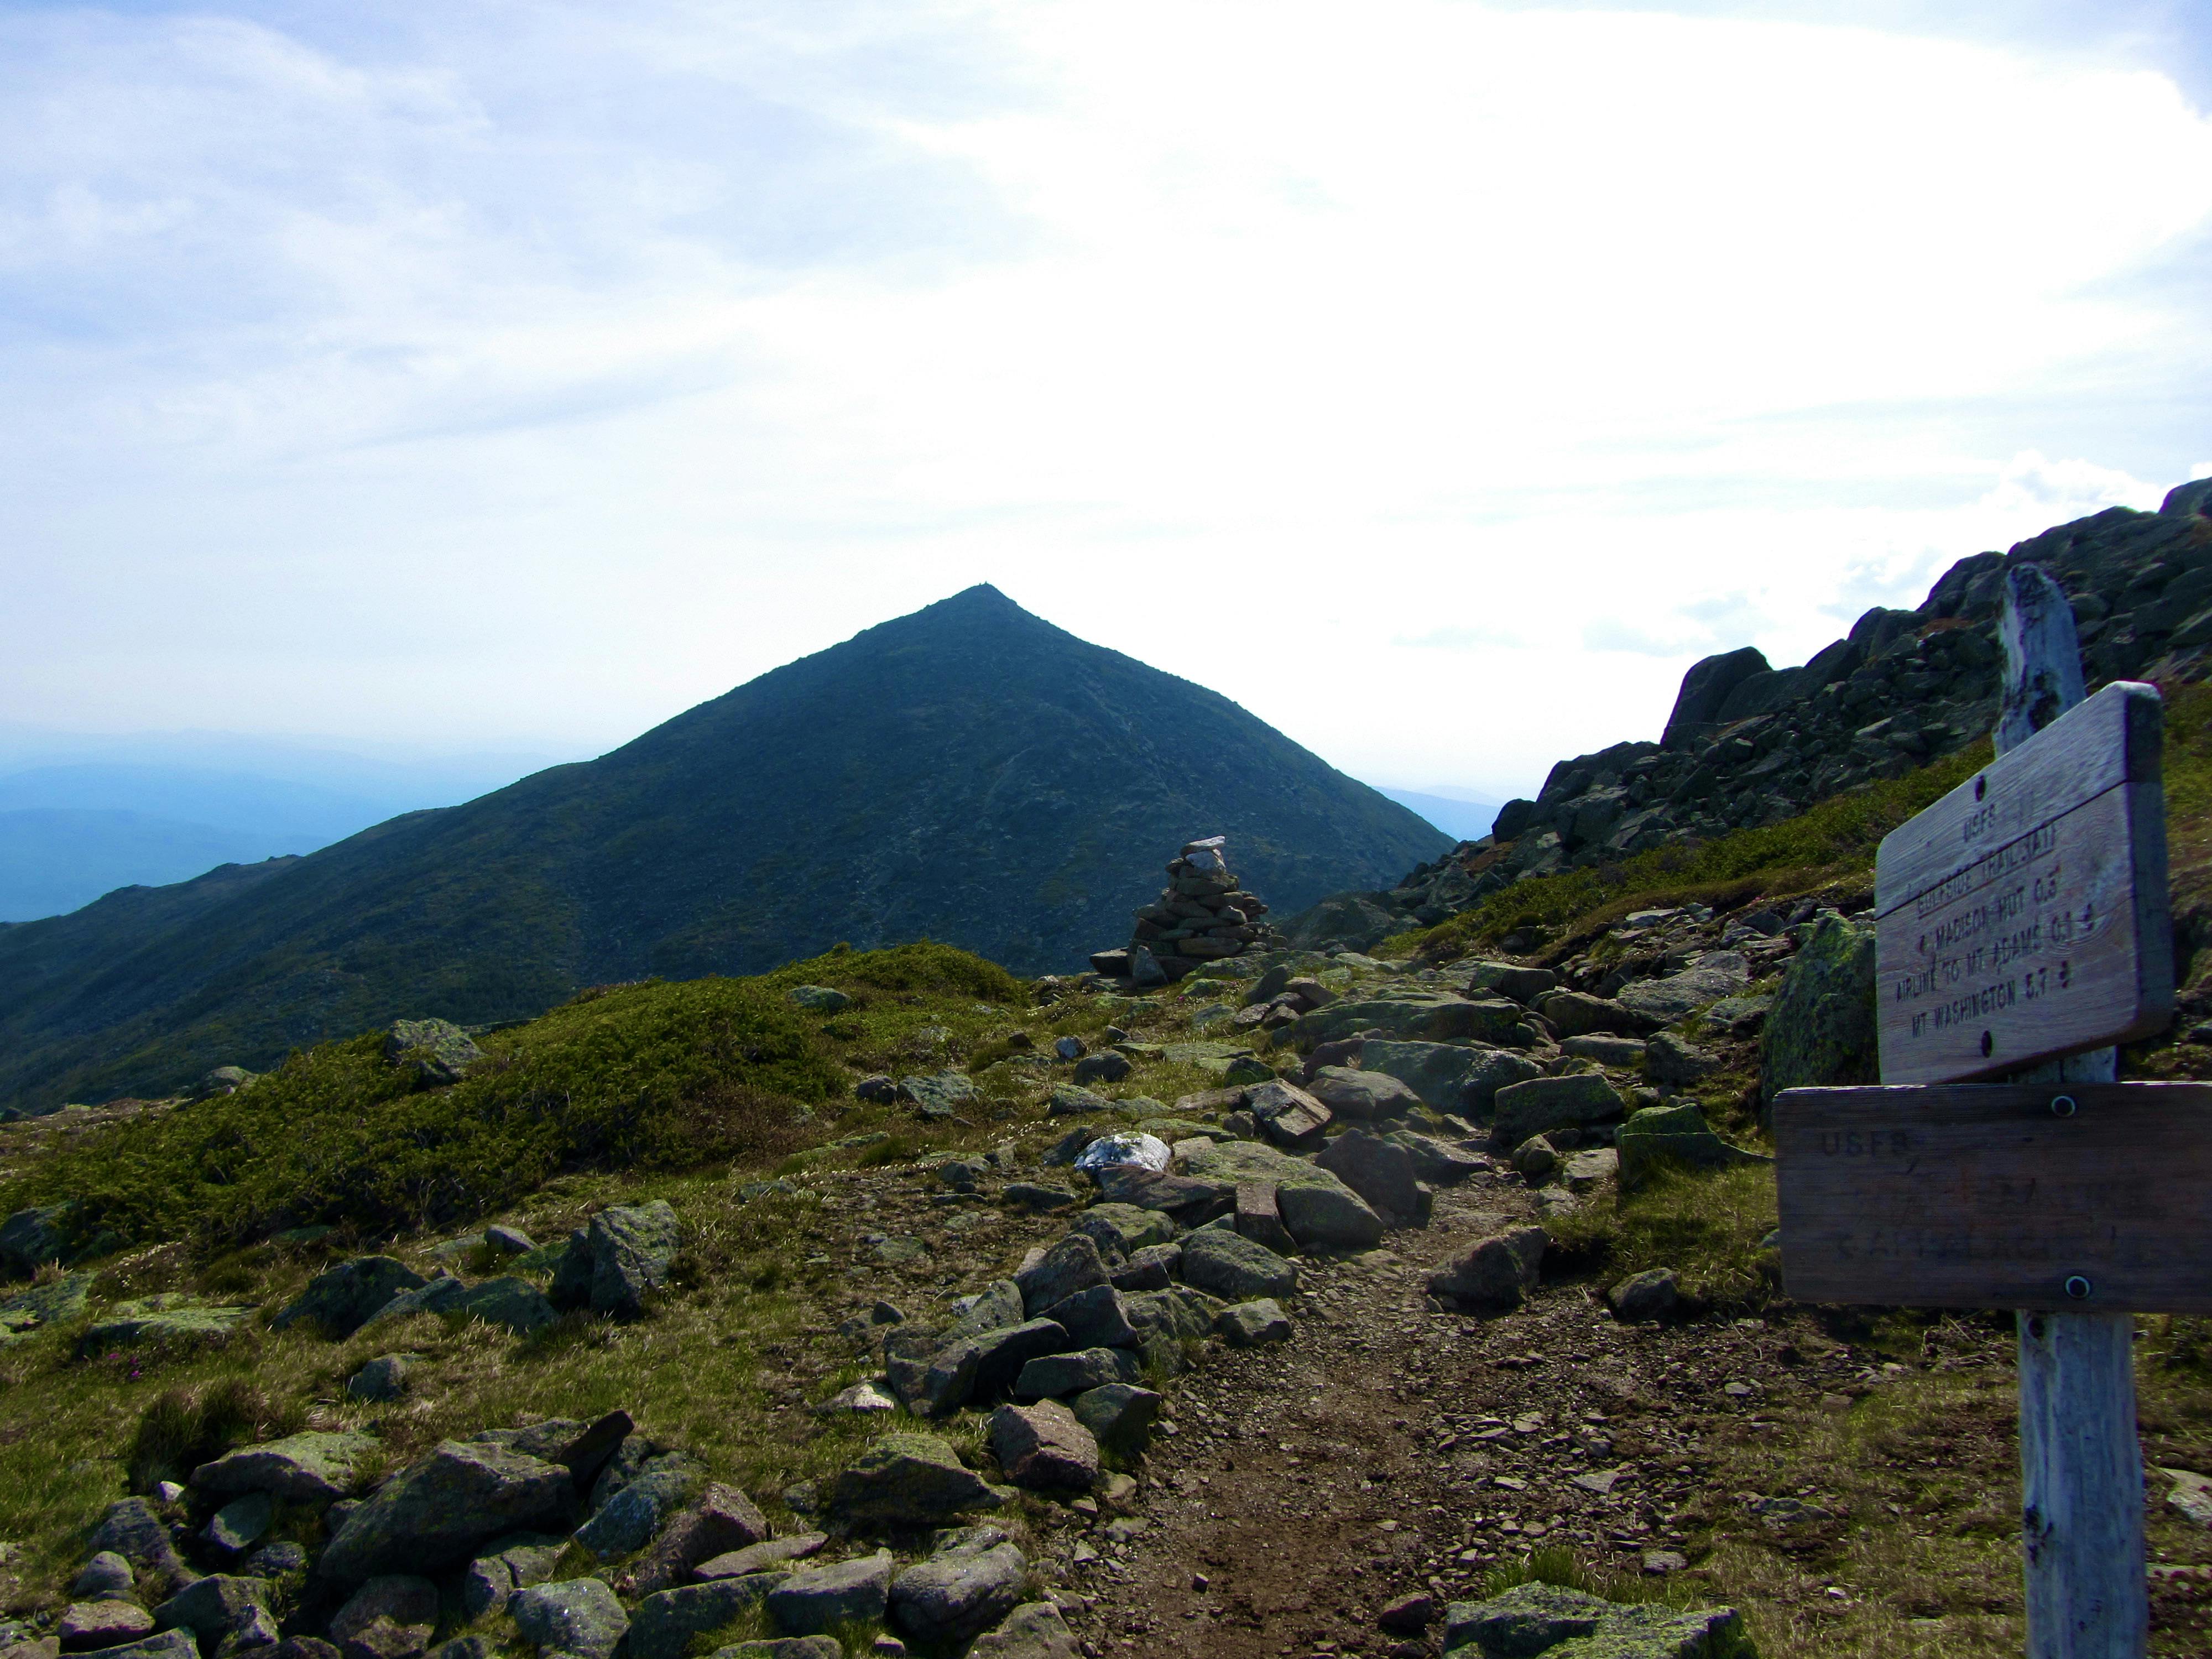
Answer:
1372 482 2212 928
0 586 1444 1111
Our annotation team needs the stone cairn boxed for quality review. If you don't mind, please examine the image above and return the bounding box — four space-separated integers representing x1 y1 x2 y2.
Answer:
1089 836 1274 986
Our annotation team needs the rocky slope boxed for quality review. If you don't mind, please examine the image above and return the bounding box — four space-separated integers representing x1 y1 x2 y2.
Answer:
1364 480 2212 932
0 587 1444 1112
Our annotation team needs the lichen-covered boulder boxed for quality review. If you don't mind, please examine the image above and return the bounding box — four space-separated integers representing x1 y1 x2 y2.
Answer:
383 1019 482 1087
1441 1580 1746 1657
273 1259 427 1338
986 1403 1098 1493
1426 1226 1546 1310
1490 1073 1626 1150
766 1553 893 1636
827 1435 1000 1525
1360 1042 1541 1114
1760 912 1877 1104
317 1442 578 1584
549 1201 680 1318
78 1297 255 1356
967 1602 1079 1659
889 1536 1028 1645
1616 1103 1770 1188
191 1431 379 1506
1179 1229 1297 1301
509 1579 628 1659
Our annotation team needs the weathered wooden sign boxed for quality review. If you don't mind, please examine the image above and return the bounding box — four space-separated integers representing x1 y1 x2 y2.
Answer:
1873 680 2173 1085
1772 1082 2212 1313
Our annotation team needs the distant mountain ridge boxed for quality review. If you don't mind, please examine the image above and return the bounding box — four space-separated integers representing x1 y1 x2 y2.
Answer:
0 586 1447 1109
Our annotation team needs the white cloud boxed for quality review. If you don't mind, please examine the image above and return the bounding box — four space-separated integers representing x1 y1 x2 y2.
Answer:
1 2 2209 805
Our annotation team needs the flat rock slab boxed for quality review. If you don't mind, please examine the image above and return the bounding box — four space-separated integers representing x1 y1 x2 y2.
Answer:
1617 952 1750 1025
192 1430 380 1505
766 1552 893 1636
510 1579 628 1659
79 1297 255 1355
829 1435 1001 1525
319 1442 577 1584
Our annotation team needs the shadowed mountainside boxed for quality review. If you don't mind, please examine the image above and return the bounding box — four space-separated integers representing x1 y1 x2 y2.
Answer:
0 586 1446 1109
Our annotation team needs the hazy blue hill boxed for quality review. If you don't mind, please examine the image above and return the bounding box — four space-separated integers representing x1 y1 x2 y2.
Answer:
1375 789 1500 843
0 586 1446 1109
0 809 273 922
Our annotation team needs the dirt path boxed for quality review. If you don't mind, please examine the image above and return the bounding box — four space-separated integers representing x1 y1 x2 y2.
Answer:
1046 1176 1876 1658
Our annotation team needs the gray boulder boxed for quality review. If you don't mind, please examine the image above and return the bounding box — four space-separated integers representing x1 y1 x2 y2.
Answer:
457 1535 565 1619
629 1483 771 1595
1179 1229 1297 1301
575 1451 705 1559
191 1431 378 1506
1618 952 1750 1026
1359 1042 1540 1113
1465 962 1559 1003
766 1553 894 1636
1243 1080 1331 1147
383 1019 482 1087
1608 1268 1681 1323
1535 992 1641 1038
317 1442 577 1584
786 985 852 1013
88 1500 186 1592
1303 1067 1420 1120
59 1601 154 1650
1013 1349 1131 1400
1293 995 1527 1048
987 1402 1099 1493
1046 1084 1110 1117
1035 1285 1134 1350
900 1317 1070 1416
901 1072 979 1119
330 1577 437 1653
1760 912 1877 1103
968 1603 1079 1659
1426 1227 1546 1310
72 1553 136 1603
828 1436 1000 1525
1644 1032 1718 1087
1491 1073 1626 1149
204 1494 271 1557
709 1641 838 1659
1216 1300 1292 1345
1071 1384 1162 1455
550 1201 680 1318
627 1577 787 1659
1441 1580 1744 1657
1015 1234 1108 1316
1067 1204 1178 1258
149 1576 268 1642
272 1259 425 1337
1275 1182 1383 1250
1616 1103 1769 1187
346 1357 412 1404
1313 1129 1425 1225
60 1635 195 1659
889 1538 1028 1645
509 1580 628 1659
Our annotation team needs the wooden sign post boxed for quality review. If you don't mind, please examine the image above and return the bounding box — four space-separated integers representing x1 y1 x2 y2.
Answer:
1775 564 2178 1659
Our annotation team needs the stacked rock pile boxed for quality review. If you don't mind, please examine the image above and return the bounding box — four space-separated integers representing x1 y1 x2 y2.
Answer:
1087 837 1275 986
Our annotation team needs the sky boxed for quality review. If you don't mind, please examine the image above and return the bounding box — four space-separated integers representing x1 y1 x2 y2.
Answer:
5 1 2210 805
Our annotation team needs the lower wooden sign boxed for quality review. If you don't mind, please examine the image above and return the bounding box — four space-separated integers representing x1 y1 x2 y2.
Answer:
1772 1082 2212 1313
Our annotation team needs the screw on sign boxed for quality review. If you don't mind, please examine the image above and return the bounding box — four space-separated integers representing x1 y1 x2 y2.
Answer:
1774 564 2181 1659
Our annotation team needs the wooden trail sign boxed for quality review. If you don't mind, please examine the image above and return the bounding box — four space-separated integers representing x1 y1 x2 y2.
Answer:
1776 564 2169 1658
1873 680 2173 1085
1773 1081 2212 1313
